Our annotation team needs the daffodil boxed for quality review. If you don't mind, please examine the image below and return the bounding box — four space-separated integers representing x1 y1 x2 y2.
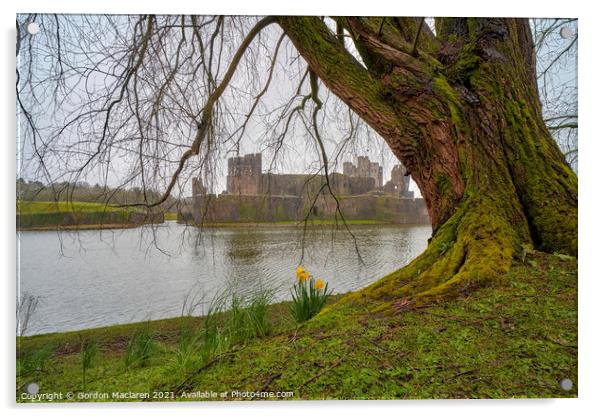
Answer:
297 271 309 283
296 266 310 282
291 273 330 323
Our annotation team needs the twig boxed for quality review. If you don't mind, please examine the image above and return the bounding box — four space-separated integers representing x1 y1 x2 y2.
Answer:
296 356 344 392
443 369 477 382
259 372 283 392
545 335 577 349
411 18 425 57
173 345 246 394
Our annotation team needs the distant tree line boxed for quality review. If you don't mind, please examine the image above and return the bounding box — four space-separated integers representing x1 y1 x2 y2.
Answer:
16 178 182 213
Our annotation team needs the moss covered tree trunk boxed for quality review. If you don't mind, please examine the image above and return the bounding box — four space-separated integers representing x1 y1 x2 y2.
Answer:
279 17 577 305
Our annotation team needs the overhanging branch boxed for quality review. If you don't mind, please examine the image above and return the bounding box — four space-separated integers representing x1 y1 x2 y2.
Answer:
121 16 278 208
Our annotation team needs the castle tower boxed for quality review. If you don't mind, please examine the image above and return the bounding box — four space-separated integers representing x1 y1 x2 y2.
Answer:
384 163 413 197
343 161 356 177
342 155 384 190
226 153 262 195
369 162 383 188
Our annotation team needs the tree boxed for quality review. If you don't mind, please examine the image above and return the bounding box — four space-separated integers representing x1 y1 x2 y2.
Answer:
16 16 577 306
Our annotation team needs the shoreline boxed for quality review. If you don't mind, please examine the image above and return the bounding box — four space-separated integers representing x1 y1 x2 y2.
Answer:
16 219 432 232
178 219 431 228
18 297 309 341
16 222 161 232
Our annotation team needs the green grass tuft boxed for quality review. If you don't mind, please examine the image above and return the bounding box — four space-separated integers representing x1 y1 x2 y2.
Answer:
123 325 159 369
80 339 97 390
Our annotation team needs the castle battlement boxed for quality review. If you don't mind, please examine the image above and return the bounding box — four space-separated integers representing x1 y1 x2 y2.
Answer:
342 156 384 188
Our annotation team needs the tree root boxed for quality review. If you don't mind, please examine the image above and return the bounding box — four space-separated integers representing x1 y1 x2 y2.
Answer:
325 196 522 314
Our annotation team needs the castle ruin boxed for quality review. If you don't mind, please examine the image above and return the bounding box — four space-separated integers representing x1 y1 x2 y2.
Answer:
383 163 414 199
223 153 413 198
343 156 383 188
185 153 429 225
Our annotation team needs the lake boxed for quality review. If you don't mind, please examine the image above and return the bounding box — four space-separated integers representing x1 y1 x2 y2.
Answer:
17 222 431 335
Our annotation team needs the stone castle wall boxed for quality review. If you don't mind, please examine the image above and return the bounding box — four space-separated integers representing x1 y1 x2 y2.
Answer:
183 192 430 225
261 172 375 197
191 194 303 223
314 194 429 224
182 153 430 225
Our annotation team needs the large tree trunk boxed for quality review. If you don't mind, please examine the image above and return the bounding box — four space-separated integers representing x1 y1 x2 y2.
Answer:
279 17 577 305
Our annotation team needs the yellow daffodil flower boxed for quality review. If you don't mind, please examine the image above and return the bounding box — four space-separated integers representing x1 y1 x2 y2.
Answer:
315 278 325 290
296 266 310 282
298 271 309 283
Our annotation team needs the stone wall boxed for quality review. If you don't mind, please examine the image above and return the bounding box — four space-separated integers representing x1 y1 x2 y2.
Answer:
190 194 302 223
260 173 311 197
184 191 430 225
226 153 389 197
314 195 430 224
342 156 383 187
383 163 413 198
260 172 376 198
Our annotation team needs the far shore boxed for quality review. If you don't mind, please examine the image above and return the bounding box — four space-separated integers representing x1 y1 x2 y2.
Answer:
176 219 431 228
17 223 154 232
17 219 432 232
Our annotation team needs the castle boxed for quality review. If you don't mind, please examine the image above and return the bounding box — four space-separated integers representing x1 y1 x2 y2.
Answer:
183 153 429 224
223 153 414 199
343 156 383 188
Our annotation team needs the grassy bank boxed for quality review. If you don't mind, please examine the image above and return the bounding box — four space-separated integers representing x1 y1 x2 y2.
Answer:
164 212 178 221
181 219 403 228
17 201 162 230
16 251 577 401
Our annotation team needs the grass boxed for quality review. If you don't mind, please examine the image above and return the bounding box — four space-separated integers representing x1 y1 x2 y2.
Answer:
16 251 577 401
123 325 160 369
16 342 54 377
17 201 133 214
16 200 158 230
164 212 178 221
80 339 97 390
225 289 274 343
170 308 225 379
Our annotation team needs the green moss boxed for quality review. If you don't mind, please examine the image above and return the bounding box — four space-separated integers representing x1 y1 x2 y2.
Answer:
435 173 452 197
444 43 481 85
458 44 578 256
164 212 178 221
431 75 465 130
501 97 577 255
